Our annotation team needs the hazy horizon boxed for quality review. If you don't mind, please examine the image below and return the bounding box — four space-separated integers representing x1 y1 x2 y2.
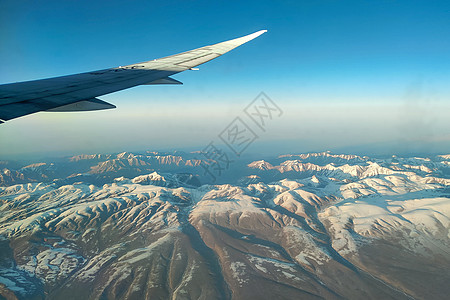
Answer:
1 97 449 160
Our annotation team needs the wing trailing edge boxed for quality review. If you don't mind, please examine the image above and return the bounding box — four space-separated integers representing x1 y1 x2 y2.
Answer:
46 98 116 112
144 77 183 85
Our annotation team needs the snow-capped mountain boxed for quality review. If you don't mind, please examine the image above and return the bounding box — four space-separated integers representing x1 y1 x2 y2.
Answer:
0 151 449 299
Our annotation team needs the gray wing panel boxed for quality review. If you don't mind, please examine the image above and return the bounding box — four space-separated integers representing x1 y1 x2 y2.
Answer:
0 69 173 121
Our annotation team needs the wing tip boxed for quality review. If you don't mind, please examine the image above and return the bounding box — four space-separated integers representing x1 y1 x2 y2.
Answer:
237 29 268 44
250 29 268 38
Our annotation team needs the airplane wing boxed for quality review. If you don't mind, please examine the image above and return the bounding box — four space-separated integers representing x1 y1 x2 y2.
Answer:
0 30 267 123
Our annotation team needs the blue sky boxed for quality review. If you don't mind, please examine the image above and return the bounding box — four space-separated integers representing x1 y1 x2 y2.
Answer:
1 0 449 159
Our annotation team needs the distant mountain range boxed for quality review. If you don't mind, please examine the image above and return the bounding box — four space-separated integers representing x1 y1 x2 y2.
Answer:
0 151 449 299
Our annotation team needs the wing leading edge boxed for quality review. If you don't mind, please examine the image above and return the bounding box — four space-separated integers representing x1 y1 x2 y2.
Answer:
0 30 267 123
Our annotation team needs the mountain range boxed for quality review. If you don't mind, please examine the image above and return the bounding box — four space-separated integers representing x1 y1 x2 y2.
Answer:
0 151 449 299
